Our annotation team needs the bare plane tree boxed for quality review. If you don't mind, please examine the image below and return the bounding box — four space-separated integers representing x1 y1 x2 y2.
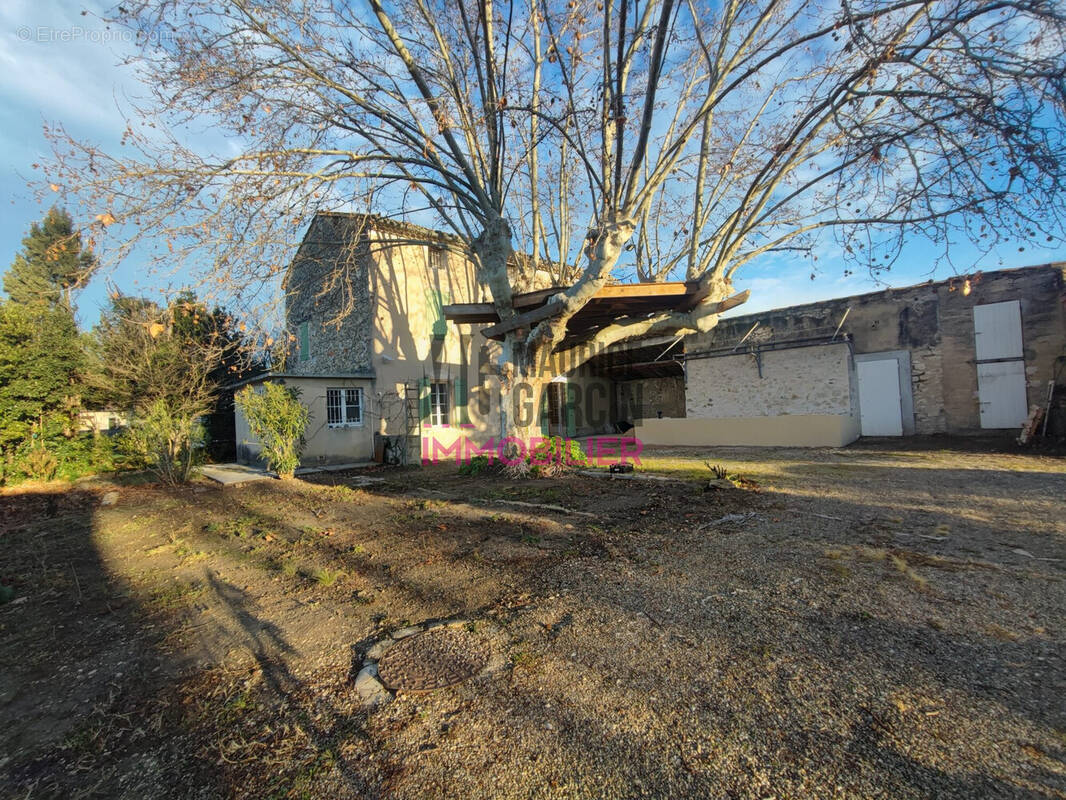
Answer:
41 0 1066 439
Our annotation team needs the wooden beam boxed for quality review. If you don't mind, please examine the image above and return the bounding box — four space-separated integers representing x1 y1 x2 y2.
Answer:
480 300 564 340
593 281 695 298
442 302 498 324
443 288 563 324
713 290 750 314
603 359 683 371
448 283 740 337
446 282 702 324
513 287 564 308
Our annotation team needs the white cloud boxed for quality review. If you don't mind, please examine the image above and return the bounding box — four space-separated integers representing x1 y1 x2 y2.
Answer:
0 0 140 136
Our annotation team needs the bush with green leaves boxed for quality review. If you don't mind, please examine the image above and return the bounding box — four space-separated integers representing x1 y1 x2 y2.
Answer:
48 431 120 481
234 382 309 479
120 399 206 485
528 436 587 477
458 454 490 476
0 411 122 486
19 440 59 482
501 436 588 479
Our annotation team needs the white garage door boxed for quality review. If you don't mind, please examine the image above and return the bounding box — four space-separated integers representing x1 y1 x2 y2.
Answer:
977 360 1029 429
857 359 903 436
973 301 1023 361
973 300 1028 429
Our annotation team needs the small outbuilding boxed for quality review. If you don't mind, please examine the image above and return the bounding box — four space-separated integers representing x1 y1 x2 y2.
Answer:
636 263 1066 446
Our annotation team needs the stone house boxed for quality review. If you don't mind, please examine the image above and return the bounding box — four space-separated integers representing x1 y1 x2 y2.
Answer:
635 263 1066 446
236 212 1064 462
234 212 623 466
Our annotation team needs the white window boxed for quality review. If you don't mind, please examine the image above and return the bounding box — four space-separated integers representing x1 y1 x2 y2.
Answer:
326 388 363 427
429 382 449 426
428 246 445 270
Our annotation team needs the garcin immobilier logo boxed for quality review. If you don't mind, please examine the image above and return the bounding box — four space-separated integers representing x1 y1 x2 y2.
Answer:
420 336 661 466
422 429 644 468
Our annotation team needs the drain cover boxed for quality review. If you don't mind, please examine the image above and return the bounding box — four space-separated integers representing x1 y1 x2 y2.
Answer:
377 625 489 692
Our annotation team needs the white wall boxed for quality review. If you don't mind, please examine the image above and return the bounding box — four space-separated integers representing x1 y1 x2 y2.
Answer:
686 342 856 418
637 341 860 447
236 377 375 466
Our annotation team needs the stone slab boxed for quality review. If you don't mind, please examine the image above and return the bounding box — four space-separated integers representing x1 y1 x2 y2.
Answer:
200 463 273 486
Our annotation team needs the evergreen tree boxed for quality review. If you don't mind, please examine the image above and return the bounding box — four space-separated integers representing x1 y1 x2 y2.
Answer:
4 207 96 313
0 302 83 447
0 209 90 449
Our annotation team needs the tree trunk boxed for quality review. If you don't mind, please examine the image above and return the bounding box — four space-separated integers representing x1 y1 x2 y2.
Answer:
471 215 530 449
497 342 549 457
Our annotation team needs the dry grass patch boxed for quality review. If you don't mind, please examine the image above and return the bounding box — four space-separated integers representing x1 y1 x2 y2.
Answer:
822 545 930 590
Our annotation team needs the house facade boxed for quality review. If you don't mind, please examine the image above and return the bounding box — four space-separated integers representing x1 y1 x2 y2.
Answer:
635 263 1066 446
235 213 617 466
237 213 1064 464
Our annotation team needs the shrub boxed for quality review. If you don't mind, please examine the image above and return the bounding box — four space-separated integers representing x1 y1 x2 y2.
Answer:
0 416 122 486
120 398 206 484
503 436 587 479
21 440 58 482
528 436 586 477
49 431 119 480
234 382 309 480
459 454 490 476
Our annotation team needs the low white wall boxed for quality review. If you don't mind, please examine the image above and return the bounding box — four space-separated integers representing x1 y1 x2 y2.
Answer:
635 414 859 448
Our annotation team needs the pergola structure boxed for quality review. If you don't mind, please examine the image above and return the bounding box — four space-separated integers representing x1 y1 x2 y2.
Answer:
442 282 749 350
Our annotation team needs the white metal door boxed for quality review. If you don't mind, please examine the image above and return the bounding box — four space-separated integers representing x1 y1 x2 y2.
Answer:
974 301 1023 361
857 359 903 436
977 360 1029 428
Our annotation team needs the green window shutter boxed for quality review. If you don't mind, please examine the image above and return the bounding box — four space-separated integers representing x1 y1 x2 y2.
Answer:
428 289 449 340
298 321 310 362
539 386 550 436
419 377 431 422
454 378 468 424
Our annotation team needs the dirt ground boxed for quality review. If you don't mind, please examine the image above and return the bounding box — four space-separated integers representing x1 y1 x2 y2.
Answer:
1 441 1064 799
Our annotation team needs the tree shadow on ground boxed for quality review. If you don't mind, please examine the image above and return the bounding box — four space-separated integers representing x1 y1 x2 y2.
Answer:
3 463 1064 798
0 487 223 797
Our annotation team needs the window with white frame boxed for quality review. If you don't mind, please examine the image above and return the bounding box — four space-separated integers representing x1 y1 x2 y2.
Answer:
428 246 445 270
429 382 449 426
326 388 363 427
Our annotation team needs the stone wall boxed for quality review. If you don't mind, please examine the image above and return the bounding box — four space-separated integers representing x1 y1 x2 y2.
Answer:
686 342 855 418
616 376 686 422
688 264 1065 434
284 214 375 376
933 266 1065 431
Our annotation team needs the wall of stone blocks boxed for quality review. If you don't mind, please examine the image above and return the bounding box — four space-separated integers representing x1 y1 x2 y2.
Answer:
615 376 686 422
688 264 1065 434
932 267 1065 431
909 346 947 434
685 342 855 419
284 214 375 376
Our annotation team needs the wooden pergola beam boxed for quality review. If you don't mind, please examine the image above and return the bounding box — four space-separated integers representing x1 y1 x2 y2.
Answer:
480 300 565 340
712 290 751 314
440 302 499 324
445 283 746 342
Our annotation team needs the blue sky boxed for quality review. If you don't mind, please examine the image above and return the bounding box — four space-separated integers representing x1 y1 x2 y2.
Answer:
3 0 1065 330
